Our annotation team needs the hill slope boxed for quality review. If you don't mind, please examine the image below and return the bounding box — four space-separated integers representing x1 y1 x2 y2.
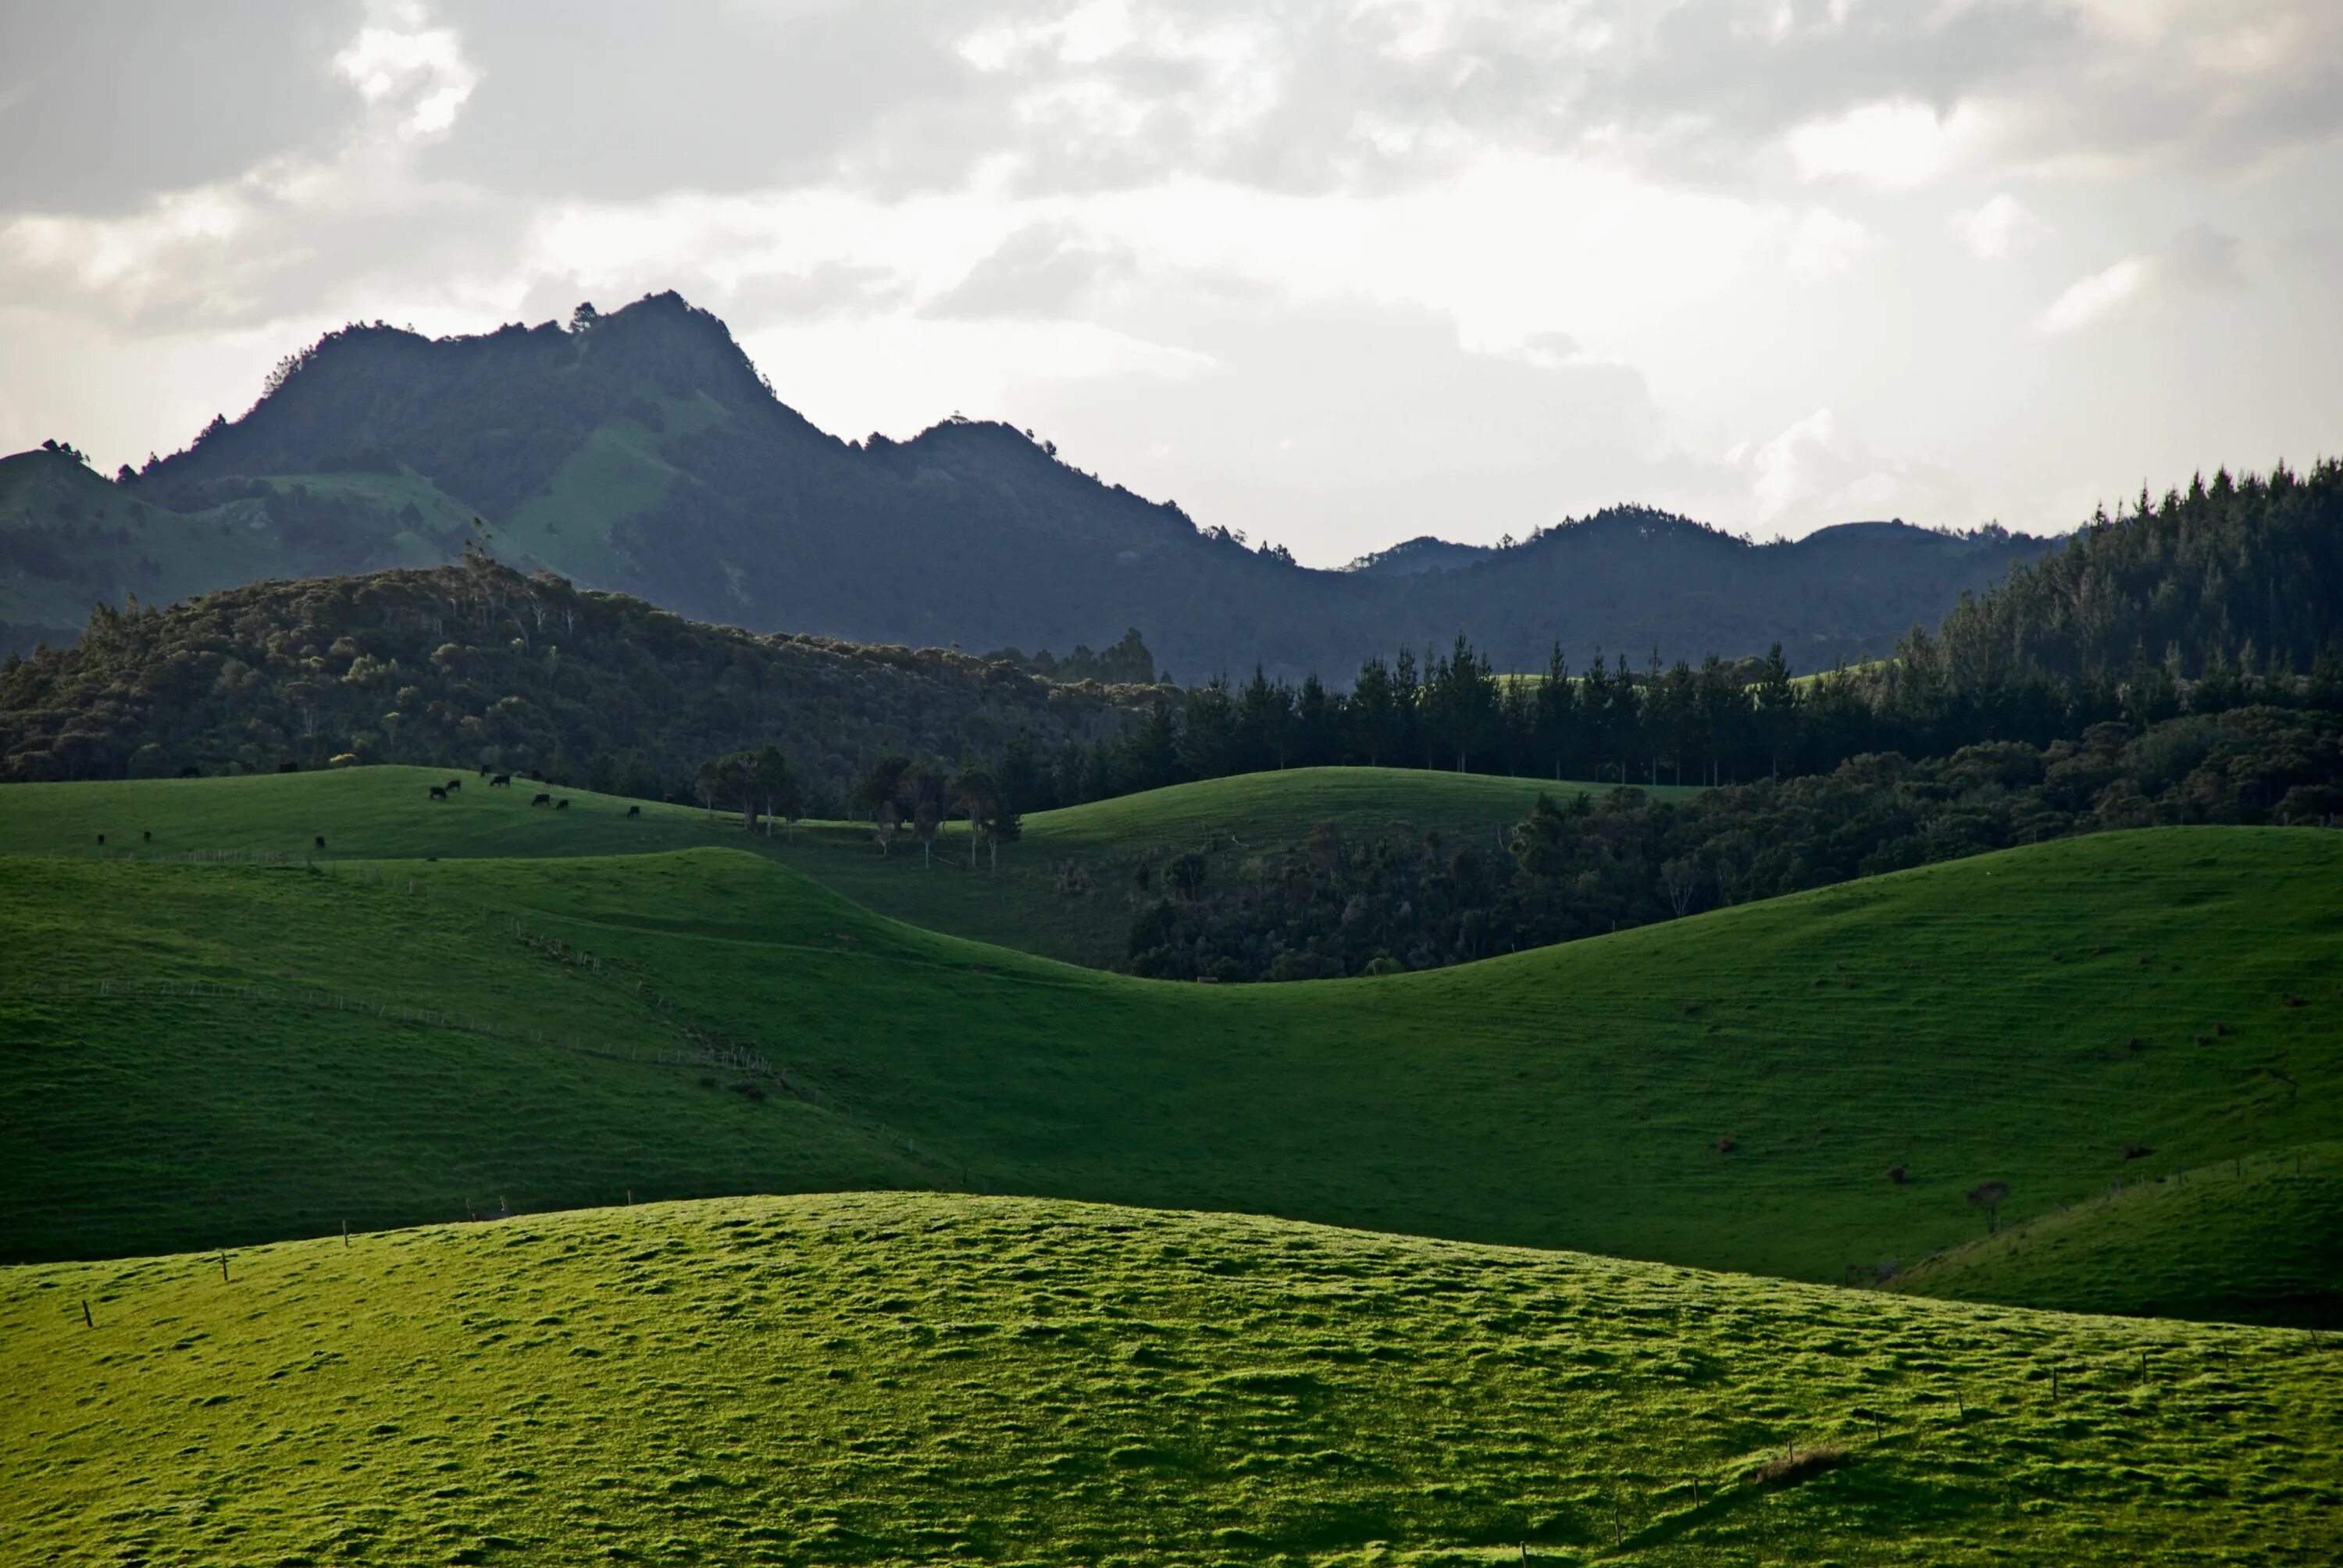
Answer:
5 778 2338 1319
5 1193 2337 1567
1891 1142 2343 1327
9 291 2050 672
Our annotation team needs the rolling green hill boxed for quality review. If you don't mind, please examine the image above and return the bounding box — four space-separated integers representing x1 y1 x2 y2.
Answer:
5 1192 2337 1566
1891 1142 2343 1327
5 767 2337 1324
0 764 1678 968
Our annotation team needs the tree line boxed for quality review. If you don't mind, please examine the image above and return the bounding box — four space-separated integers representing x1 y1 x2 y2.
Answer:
1125 703 2343 982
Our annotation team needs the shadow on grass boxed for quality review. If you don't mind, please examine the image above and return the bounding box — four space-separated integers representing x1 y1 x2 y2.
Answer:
1614 1448 1994 1557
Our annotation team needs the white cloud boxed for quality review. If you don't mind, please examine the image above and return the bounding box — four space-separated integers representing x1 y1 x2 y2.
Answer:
1785 99 1985 188
332 3 478 143
1785 208 1873 279
2037 224 2247 334
2038 255 2149 333
1734 408 1970 532
1956 193 2040 260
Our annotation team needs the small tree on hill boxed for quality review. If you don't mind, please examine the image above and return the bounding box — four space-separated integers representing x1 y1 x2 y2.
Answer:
1967 1179 2010 1234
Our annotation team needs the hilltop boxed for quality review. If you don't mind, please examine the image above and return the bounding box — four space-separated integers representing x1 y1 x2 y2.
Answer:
0 555 1151 798
6 1192 2335 1566
4 771 2337 1324
5 291 2050 671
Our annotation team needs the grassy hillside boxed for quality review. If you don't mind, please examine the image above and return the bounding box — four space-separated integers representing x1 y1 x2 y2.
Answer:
1891 1142 2343 1327
769 766 1692 967
5 771 2338 1318
0 764 1677 968
5 1193 2338 1567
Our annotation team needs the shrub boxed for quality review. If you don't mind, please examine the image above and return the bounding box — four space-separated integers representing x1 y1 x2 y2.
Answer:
1887 1164 1908 1184
1743 1445 1847 1487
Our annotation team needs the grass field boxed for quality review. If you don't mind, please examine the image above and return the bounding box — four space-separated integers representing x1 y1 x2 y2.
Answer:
5 1192 2337 1566
1891 1142 2343 1327
0 764 1688 970
5 768 2338 1322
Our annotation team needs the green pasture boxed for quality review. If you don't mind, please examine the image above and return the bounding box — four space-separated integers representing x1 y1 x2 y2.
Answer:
0 764 1688 968
4 774 2336 1322
1893 1142 2343 1327
4 1192 2336 1566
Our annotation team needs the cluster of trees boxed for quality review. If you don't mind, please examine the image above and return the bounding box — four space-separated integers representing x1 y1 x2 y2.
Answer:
0 551 1144 800
847 754 1021 868
978 628 1157 686
1128 704 2343 982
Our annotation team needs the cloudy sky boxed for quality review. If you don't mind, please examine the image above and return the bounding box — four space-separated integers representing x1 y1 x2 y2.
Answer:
3 0 2338 565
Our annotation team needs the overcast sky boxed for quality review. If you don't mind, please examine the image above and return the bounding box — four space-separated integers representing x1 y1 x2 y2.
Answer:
3 1 2338 565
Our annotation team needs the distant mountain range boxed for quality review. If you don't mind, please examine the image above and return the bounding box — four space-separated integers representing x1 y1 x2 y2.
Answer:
2 291 2052 673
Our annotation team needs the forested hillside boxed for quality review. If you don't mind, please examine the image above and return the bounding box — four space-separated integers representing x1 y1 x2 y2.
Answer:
0 551 1148 799
1907 458 2343 698
5 291 2049 671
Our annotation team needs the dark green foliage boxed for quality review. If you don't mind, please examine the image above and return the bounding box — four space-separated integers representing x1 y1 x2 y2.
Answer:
1130 706 2343 980
1918 460 2343 692
0 551 1147 798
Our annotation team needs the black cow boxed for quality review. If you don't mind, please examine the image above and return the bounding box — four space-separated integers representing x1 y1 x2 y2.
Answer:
96 833 105 846
429 786 448 801
490 774 512 788
626 804 641 818
478 766 491 779
444 779 462 793
555 799 570 811
532 793 551 807
142 830 152 842
278 761 299 773
177 765 200 778
314 836 326 850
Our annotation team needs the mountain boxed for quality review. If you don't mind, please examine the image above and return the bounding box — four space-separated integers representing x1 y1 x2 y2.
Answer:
5 291 2055 673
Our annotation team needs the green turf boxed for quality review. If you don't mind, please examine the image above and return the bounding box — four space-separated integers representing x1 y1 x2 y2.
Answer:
5 780 2338 1320
5 1192 2338 1566
0 764 1686 970
1891 1142 2343 1327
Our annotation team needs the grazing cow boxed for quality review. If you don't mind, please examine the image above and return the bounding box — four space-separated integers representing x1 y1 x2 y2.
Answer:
429 786 448 801
532 793 551 806
177 765 200 779
96 833 105 846
142 830 152 842
444 779 462 793
314 836 326 850
490 774 512 788
626 804 641 818
478 765 491 779
555 799 570 811
278 761 300 773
